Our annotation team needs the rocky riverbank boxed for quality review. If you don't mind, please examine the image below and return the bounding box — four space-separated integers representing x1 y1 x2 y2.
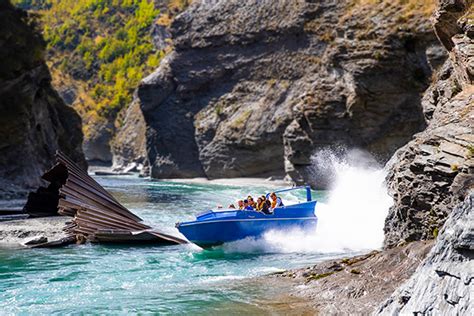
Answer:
261 241 433 314
0 216 68 247
378 194 473 314
383 0 474 248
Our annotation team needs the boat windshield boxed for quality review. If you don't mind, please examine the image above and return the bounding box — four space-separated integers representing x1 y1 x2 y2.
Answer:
196 210 238 221
265 186 312 205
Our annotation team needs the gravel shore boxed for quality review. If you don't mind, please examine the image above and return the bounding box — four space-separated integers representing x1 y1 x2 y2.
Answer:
0 216 68 247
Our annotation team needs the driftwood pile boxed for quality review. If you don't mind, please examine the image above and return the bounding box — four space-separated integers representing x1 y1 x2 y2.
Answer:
23 151 187 247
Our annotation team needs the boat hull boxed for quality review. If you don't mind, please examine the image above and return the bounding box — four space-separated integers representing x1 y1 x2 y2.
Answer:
177 201 317 248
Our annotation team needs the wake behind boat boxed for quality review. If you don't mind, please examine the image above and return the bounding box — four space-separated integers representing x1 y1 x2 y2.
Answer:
176 187 318 248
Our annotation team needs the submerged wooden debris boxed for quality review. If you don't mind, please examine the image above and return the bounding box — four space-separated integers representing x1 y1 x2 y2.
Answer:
23 151 187 247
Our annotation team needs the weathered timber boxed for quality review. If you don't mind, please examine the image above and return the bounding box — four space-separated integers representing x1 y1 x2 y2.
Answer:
22 151 187 246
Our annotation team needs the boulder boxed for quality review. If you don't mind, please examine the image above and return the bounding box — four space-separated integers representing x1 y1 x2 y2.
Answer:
83 117 114 163
22 235 48 246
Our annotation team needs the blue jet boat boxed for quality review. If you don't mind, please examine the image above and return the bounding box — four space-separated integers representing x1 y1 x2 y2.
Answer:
176 186 317 248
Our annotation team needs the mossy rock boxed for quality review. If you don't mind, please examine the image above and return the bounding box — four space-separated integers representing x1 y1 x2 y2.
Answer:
306 271 335 282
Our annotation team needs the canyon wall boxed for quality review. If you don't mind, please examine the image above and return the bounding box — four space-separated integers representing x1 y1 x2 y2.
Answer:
384 0 473 248
378 0 472 313
0 0 86 199
116 0 445 183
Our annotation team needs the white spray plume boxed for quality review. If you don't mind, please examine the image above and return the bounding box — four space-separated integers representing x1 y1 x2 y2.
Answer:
223 148 393 254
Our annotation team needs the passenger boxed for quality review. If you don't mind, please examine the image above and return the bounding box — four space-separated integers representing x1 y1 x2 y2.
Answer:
270 192 284 209
237 200 244 210
261 199 272 214
256 197 263 211
228 204 236 209
243 199 254 211
248 196 256 209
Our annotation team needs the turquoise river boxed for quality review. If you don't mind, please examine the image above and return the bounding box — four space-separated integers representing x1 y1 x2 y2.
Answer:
0 175 351 314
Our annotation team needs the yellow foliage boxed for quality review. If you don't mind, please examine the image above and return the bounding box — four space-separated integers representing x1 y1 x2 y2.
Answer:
10 0 197 134
94 35 104 45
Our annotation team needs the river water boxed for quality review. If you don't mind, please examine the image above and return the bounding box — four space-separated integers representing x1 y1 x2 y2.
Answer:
0 176 339 314
0 154 392 314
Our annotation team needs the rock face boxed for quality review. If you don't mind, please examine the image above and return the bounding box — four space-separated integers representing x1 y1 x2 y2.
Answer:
377 193 473 315
378 1 474 313
127 0 445 181
111 100 149 174
384 0 473 248
83 118 114 163
0 0 86 199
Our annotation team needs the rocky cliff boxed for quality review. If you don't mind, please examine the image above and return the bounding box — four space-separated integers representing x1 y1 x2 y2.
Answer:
0 0 86 199
260 1 472 313
116 0 445 182
384 0 473 248
377 1 473 312
11 0 185 165
377 193 473 315
111 99 149 173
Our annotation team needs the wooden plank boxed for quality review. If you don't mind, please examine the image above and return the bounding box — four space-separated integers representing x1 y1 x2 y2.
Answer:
24 150 188 246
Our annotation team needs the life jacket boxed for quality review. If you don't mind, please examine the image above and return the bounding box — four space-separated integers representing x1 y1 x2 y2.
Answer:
271 197 283 208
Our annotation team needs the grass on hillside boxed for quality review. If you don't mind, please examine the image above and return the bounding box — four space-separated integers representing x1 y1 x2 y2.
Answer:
12 0 190 139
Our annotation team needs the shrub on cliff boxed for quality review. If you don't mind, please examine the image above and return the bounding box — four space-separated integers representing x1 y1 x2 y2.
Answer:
10 0 188 144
